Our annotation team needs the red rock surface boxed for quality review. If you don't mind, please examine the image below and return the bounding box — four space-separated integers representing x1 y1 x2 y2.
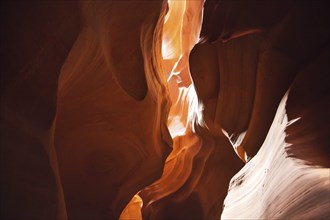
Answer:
1 1 329 219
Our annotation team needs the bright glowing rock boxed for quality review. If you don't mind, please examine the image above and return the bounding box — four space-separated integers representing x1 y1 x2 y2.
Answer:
222 93 330 219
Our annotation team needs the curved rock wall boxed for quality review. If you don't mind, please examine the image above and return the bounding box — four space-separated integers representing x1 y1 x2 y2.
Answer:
54 1 172 219
2 1 329 219
1 1 171 219
1 2 81 219
222 93 330 219
139 1 243 219
190 0 330 219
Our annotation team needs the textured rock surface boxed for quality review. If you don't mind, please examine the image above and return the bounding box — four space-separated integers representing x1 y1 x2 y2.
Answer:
139 1 243 219
1 1 329 219
193 0 330 164
54 1 172 219
190 0 330 219
222 93 330 219
1 1 171 219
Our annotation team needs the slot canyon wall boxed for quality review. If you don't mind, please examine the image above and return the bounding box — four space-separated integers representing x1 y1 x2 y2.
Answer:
1 1 329 220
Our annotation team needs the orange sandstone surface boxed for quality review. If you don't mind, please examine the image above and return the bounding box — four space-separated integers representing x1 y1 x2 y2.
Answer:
1 1 329 220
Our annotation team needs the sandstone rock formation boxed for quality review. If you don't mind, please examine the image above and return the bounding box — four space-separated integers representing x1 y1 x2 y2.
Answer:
190 0 330 218
1 1 329 220
192 0 330 165
2 1 171 219
1 2 81 219
222 93 329 219
54 2 172 219
139 1 243 219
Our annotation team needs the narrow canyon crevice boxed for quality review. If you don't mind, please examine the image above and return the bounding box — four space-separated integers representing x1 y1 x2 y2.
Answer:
1 1 329 220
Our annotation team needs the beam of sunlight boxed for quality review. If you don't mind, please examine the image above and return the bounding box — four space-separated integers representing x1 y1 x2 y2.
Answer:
140 0 205 208
121 1 205 218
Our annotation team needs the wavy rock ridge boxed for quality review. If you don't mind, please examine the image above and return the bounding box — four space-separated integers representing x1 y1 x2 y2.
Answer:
1 1 329 219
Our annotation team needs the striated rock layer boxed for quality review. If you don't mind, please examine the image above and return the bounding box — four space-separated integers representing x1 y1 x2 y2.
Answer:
1 1 172 219
190 0 330 219
54 1 172 219
193 0 330 165
139 1 243 219
222 93 330 219
1 0 329 219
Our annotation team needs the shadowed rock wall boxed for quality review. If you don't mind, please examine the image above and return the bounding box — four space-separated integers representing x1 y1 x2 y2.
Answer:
1 1 171 219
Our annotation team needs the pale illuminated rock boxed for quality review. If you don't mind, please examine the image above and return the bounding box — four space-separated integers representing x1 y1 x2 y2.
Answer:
119 195 143 220
222 93 330 219
191 0 329 219
140 1 243 219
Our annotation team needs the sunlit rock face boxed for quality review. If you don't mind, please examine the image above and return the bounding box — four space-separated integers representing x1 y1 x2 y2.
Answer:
222 94 330 219
190 0 330 219
139 1 243 219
